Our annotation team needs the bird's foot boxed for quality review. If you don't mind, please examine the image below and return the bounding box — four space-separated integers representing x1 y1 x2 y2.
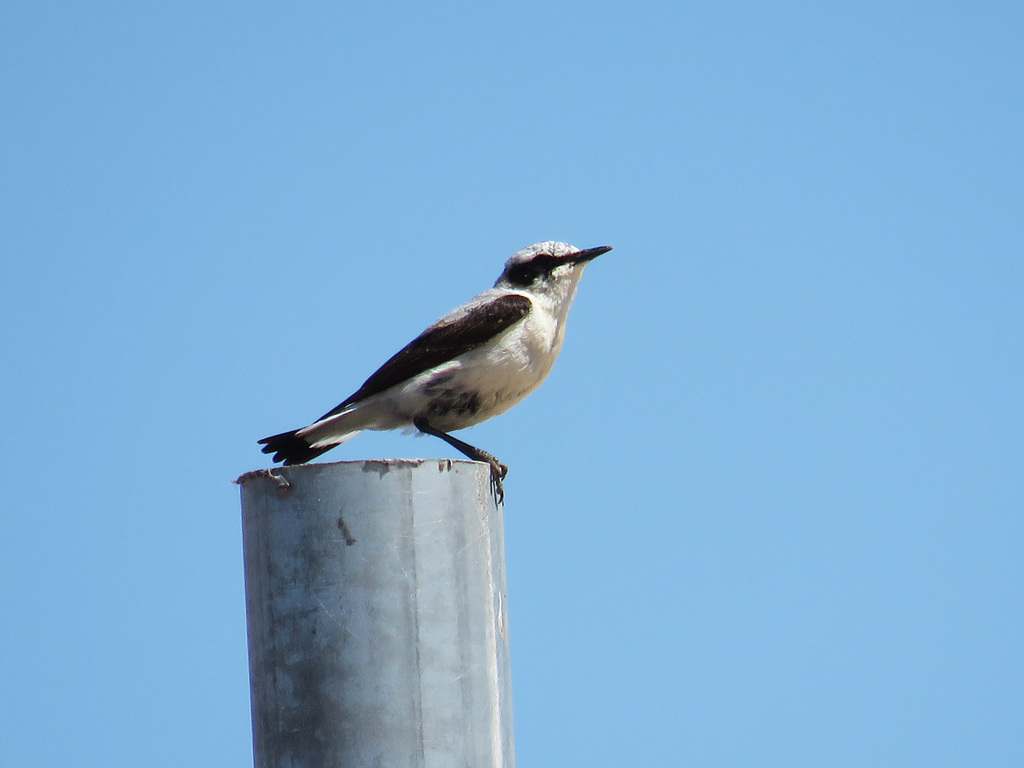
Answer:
466 447 507 505
412 418 507 504
486 458 508 505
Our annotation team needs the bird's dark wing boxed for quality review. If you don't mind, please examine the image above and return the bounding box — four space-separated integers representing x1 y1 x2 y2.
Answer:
318 293 532 420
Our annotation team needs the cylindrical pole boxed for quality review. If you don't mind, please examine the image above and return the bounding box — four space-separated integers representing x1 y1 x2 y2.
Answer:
237 459 514 768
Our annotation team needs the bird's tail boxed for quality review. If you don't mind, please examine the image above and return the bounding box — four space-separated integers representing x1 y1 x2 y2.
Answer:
258 420 361 465
258 429 328 465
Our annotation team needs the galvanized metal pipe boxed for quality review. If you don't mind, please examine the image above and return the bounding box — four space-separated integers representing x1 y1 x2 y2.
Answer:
237 459 514 768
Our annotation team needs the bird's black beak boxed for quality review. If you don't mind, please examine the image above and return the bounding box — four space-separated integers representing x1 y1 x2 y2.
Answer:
568 245 613 265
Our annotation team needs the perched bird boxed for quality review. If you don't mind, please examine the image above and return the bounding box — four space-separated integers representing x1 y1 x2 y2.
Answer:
259 240 611 500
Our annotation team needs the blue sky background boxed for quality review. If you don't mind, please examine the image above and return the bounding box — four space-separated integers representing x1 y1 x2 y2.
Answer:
2 2 1022 765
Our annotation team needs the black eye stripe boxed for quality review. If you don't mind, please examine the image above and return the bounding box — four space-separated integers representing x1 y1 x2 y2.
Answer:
503 253 561 287
506 263 541 287
522 254 558 275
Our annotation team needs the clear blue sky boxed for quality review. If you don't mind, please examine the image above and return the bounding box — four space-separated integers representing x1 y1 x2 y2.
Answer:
2 2 1021 766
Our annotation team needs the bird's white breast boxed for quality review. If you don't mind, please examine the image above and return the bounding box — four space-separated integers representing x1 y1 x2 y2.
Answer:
404 293 566 431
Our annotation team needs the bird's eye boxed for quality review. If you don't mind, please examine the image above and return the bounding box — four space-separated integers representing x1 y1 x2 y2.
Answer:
504 254 558 287
506 263 543 287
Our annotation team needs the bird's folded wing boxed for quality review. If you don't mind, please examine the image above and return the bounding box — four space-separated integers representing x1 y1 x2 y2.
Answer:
318 293 532 419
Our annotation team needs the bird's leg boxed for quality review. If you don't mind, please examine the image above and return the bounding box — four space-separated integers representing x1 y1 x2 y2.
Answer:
413 418 507 503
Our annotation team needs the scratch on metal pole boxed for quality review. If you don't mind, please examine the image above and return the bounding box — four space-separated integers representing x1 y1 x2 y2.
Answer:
336 515 357 546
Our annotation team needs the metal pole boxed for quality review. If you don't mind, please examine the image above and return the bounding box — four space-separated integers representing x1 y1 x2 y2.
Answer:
236 459 514 768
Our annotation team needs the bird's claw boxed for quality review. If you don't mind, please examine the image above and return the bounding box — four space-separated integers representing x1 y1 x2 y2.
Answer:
488 460 507 505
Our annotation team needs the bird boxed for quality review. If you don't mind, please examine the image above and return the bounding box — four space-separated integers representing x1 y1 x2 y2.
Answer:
258 240 612 500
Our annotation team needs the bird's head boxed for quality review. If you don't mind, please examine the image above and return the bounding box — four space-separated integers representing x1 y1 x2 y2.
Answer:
494 242 612 301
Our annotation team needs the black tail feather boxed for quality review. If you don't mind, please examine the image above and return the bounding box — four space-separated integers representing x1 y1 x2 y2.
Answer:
258 430 334 465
